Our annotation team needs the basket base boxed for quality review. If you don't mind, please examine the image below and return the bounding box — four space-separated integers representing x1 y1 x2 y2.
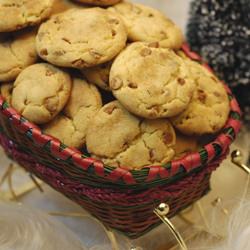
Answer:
0 132 215 238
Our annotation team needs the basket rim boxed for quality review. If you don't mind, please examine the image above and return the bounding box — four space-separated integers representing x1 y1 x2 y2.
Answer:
0 43 242 185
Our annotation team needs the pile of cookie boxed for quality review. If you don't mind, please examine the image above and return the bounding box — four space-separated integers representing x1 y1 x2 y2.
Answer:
0 0 230 170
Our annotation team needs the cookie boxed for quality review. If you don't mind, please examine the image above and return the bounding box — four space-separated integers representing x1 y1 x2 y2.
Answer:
0 82 13 104
0 0 54 32
73 0 121 6
51 0 85 15
174 132 199 159
86 101 176 169
109 2 183 49
110 42 195 119
44 78 102 148
0 29 37 82
82 61 112 91
36 8 127 69
44 116 79 146
171 58 230 135
11 63 72 124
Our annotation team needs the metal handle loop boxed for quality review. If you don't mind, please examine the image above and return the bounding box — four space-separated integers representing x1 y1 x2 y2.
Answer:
231 150 250 174
154 203 188 250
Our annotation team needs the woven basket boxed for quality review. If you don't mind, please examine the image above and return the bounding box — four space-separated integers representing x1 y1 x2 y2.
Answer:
0 44 242 238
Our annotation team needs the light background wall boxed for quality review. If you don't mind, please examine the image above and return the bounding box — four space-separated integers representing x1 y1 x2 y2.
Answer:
134 0 192 32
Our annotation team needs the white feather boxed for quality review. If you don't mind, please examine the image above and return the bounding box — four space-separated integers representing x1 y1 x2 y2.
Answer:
190 199 250 250
0 202 87 250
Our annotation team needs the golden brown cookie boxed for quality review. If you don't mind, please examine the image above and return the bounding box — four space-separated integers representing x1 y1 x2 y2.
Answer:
110 42 195 119
171 57 230 135
11 63 72 124
109 2 183 49
73 0 121 6
36 8 127 69
174 132 199 159
86 101 176 169
44 116 78 145
0 29 37 82
82 61 112 91
0 82 13 104
0 0 54 32
44 78 102 148
51 0 85 15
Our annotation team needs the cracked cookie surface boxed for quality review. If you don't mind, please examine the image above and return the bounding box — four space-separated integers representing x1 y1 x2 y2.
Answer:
36 8 127 69
0 29 37 82
86 101 176 169
0 0 54 32
73 0 121 6
44 78 102 148
110 42 195 119
171 54 230 135
11 63 72 124
82 61 112 91
109 2 183 49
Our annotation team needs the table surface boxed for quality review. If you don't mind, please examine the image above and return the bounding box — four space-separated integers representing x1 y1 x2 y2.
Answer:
1 1 249 249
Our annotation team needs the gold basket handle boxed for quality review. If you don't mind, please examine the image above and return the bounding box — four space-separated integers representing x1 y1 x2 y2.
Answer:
154 203 188 250
231 150 250 174
231 149 250 201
